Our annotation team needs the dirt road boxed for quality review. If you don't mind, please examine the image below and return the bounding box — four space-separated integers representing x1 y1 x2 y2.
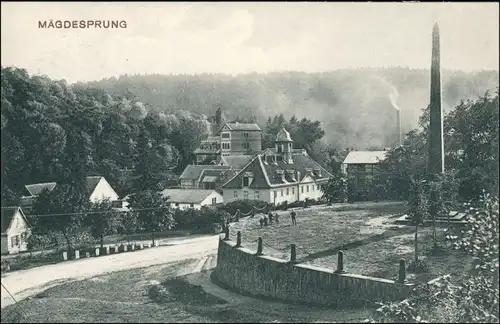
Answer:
1 234 221 308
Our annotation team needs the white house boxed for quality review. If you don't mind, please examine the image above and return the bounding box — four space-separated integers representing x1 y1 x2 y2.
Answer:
19 176 122 212
1 206 32 255
221 128 332 204
160 189 224 210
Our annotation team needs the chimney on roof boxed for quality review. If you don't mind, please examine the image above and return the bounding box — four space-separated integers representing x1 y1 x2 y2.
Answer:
296 170 301 183
215 107 222 126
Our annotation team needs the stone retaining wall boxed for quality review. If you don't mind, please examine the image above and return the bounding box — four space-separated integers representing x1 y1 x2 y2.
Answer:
214 236 414 307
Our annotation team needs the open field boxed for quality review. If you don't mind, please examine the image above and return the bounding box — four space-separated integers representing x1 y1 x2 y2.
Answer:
1 261 375 323
228 203 408 261
228 203 472 282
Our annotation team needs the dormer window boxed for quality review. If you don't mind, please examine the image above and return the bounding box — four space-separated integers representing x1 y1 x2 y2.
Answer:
242 171 254 187
313 168 322 177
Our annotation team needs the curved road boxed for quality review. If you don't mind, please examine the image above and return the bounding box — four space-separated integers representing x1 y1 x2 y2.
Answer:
1 234 221 308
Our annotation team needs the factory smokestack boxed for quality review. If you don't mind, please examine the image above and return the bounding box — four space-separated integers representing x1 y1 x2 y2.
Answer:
396 109 402 146
428 23 445 175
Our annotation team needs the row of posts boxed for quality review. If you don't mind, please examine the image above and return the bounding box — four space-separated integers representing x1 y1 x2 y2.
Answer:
224 229 407 284
62 241 160 261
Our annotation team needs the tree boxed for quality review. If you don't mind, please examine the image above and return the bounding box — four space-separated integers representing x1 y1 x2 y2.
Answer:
31 185 87 250
406 177 430 264
83 199 120 248
321 174 348 205
120 210 138 244
372 194 499 323
126 190 175 245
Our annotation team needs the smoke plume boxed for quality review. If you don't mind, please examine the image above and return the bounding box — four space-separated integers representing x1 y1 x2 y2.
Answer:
375 76 400 111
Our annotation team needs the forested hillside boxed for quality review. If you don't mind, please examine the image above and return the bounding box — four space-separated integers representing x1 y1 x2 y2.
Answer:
84 68 499 149
1 67 211 203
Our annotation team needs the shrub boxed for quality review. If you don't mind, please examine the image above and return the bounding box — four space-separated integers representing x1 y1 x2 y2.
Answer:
221 199 270 216
407 259 430 274
1 259 11 273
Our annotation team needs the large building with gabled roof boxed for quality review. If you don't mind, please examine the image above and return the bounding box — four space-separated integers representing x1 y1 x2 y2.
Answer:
221 128 332 204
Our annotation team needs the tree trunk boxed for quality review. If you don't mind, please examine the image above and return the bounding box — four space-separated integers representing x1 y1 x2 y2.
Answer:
63 231 72 252
414 223 419 263
151 231 155 246
100 214 104 249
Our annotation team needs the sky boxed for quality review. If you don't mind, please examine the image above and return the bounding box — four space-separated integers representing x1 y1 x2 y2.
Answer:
1 2 499 83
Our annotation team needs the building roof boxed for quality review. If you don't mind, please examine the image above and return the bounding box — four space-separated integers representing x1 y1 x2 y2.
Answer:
1 206 31 234
221 122 261 132
193 148 220 154
222 152 333 189
342 151 388 164
160 189 219 204
86 176 104 195
220 155 254 169
276 128 293 142
179 165 232 180
24 176 107 197
24 182 57 196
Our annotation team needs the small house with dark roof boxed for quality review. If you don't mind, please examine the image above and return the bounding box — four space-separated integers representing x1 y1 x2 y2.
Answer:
20 176 121 212
160 189 224 210
342 151 388 201
1 206 31 255
179 165 237 191
222 128 332 204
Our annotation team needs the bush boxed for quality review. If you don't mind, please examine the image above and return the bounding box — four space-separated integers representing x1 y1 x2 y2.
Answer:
221 199 270 216
173 206 227 234
407 259 430 274
1 259 11 273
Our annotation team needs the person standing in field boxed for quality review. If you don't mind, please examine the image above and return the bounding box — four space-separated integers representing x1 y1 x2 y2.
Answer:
275 213 279 224
290 210 297 225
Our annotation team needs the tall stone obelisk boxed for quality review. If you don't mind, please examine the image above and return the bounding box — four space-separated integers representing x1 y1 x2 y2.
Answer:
428 23 445 175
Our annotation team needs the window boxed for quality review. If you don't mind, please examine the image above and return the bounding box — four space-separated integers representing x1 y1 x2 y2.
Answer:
11 235 19 247
222 142 230 150
221 132 230 139
242 142 249 149
254 191 260 200
244 191 249 199
21 232 27 241
274 191 277 198
243 176 249 187
301 186 304 193
281 189 283 196
307 185 309 192
286 188 289 195
234 191 238 198
292 187 295 194
212 197 217 205
190 204 194 208
244 132 249 138
312 185 315 191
